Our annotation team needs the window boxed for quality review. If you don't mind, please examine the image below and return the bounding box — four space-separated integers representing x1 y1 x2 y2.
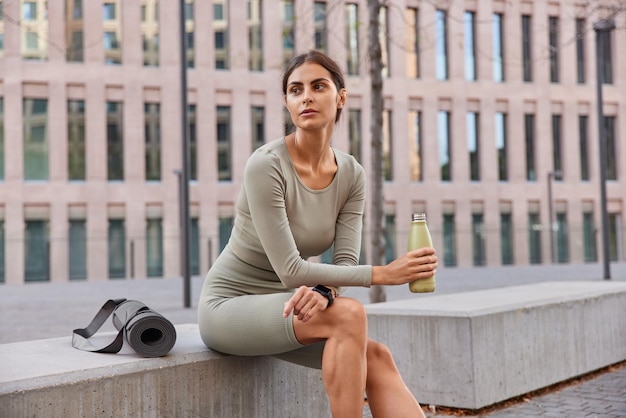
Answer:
579 115 589 181
495 112 507 181
435 10 448 80
467 112 479 181
141 0 159 67
348 109 362 163
383 110 393 181
190 218 200 275
608 214 621 261
314 2 327 52
524 114 536 181
528 212 542 264
384 214 396 264
552 114 562 178
248 0 263 71
500 212 514 265
521 15 532 82
25 219 49 281
442 213 457 267
24 98 49 181
107 101 124 181
251 106 265 151
0 97 4 180
146 218 163 277
185 0 195 68
464 12 476 81
408 110 422 181
604 116 617 180
556 211 569 263
214 0 229 69
379 6 390 77
281 0 295 65
103 2 122 64
23 1 38 20
66 0 84 62
189 104 197 181
0 220 4 283
145 103 161 181
103 2 117 20
472 213 486 266
600 26 613 84
346 3 359 76
582 210 597 262
69 219 87 280
549 17 559 83
438 111 451 181
217 106 232 181
68 100 86 181
21 0 48 60
576 18 585 84
108 219 126 279
219 216 233 252
405 7 419 78
493 13 504 82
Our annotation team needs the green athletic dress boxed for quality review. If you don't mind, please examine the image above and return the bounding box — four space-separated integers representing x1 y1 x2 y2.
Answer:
198 137 373 369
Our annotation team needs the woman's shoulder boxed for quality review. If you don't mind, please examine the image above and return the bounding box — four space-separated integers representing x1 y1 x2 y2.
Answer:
245 137 288 174
334 148 365 180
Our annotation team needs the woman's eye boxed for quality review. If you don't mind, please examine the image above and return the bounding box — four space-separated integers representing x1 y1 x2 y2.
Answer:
291 87 301 94
315 83 325 90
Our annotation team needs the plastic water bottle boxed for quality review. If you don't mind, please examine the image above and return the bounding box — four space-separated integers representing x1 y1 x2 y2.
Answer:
407 212 436 293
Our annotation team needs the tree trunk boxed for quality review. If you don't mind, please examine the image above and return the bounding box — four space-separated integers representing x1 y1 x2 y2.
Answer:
367 0 386 303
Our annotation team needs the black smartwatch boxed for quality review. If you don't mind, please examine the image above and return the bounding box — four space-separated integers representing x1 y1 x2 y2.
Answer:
312 285 334 307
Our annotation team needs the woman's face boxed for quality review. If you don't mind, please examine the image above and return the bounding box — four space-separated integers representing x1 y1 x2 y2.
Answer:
284 62 346 131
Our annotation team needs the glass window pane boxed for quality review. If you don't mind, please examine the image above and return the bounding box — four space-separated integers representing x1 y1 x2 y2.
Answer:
522 15 532 82
383 110 393 181
248 0 263 71
69 219 87 280
549 16 559 83
438 111 451 181
405 7 419 78
472 213 486 266
464 12 476 81
314 1 327 52
384 214 396 264
108 219 126 279
219 216 233 252
251 106 265 151
556 212 569 263
68 100 86 180
190 217 200 275
146 218 163 277
24 98 49 181
579 115 589 181
0 97 4 180
500 213 514 265
281 0 295 65
214 0 229 69
525 114 535 181
189 104 197 181
349 109 362 163
217 106 231 181
576 18 585 84
528 212 542 264
443 213 457 267
583 211 597 262
467 112 479 181
493 13 504 82
496 112 507 181
25 220 49 281
435 10 448 80
103 1 122 64
142 0 159 66
66 0 84 62
408 110 422 181
107 101 124 181
145 103 161 181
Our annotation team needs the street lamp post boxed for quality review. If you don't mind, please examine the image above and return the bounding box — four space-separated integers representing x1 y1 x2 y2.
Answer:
547 170 561 264
594 18 614 280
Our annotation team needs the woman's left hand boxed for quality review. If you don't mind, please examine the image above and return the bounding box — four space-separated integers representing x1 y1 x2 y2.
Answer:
283 285 329 322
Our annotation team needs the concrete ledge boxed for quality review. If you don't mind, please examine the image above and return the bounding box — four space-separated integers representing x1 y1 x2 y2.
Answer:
366 281 626 410
0 324 329 418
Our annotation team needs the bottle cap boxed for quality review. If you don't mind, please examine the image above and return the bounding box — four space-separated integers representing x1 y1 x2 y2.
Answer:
412 212 426 222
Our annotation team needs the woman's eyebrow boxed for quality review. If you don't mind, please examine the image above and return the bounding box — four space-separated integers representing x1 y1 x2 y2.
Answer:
287 77 330 87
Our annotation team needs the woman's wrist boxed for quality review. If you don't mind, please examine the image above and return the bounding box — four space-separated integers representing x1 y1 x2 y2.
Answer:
371 265 387 286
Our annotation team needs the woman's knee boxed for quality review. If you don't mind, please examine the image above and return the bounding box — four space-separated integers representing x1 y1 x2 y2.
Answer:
330 297 367 334
366 340 395 368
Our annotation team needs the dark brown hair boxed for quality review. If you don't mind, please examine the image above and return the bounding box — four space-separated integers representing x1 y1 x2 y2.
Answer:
282 50 346 123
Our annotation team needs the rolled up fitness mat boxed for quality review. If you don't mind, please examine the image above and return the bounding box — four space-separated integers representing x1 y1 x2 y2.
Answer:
72 298 177 358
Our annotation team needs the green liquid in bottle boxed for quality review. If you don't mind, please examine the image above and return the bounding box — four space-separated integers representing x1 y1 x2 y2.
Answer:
408 213 435 293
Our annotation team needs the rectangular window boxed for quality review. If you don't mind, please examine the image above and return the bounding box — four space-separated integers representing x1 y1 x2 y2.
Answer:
214 0 229 69
443 213 457 267
576 18 585 84
579 115 589 181
346 3 359 76
522 15 532 82
0 97 4 180
248 0 263 71
384 214 396 264
108 218 126 279
525 114 536 181
549 16 559 83
528 211 542 264
69 219 87 280
190 217 200 275
408 110 422 181
21 0 48 60
68 100 86 181
185 0 195 68
583 211 597 262
464 12 476 81
405 7 419 78
219 216 233 252
281 0 295 66
348 109 362 163
496 112 507 181
604 116 617 180
103 2 122 64
601 26 613 84
493 13 504 82
608 214 621 261
24 98 49 181
141 0 159 67
189 104 197 181
251 106 265 151
66 0 84 62
500 212 514 265
217 106 232 181
435 10 448 80
438 111 451 181
145 103 161 181
379 6 390 77
107 101 124 181
25 219 49 281
314 1 327 53
552 114 562 177
146 218 163 277
383 110 393 181
467 111 479 181
556 211 569 263
472 213 486 266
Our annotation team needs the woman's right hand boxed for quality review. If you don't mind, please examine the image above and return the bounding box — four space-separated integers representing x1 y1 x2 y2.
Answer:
371 247 438 286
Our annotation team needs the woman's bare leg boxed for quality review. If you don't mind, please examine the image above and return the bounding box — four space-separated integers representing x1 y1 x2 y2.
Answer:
365 340 426 418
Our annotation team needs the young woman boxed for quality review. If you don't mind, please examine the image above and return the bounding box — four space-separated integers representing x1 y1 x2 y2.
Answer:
198 50 438 418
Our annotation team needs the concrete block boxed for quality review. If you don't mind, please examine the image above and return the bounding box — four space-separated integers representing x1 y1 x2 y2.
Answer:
0 324 329 418
365 281 626 410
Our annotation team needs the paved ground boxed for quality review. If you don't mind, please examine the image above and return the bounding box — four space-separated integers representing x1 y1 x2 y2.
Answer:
1 261 625 417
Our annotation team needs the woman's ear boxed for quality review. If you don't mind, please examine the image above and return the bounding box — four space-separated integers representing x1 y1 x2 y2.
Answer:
337 89 347 109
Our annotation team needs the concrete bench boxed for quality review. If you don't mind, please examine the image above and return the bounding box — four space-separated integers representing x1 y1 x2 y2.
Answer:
0 324 329 418
366 280 626 410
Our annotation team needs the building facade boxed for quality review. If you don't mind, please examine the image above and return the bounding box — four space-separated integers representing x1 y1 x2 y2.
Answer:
0 0 624 284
